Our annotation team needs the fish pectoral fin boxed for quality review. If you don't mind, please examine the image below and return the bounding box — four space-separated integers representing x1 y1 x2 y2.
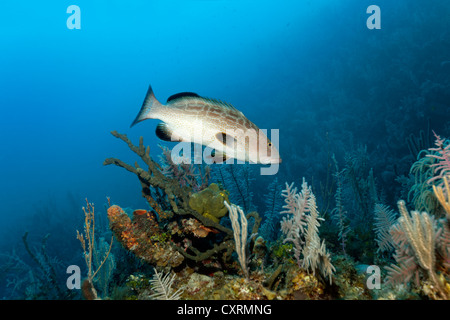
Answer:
211 149 229 160
156 123 182 142
215 132 237 146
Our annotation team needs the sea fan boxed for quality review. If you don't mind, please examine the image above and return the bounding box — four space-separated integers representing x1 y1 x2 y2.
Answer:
373 203 397 253
149 268 183 300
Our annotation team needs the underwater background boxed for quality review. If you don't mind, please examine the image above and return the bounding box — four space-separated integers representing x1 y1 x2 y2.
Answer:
0 0 449 300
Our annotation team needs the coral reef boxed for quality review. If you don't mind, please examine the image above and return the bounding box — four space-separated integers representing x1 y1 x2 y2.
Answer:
104 132 235 264
91 130 450 301
10 129 449 300
103 131 262 275
118 265 334 300
379 135 450 300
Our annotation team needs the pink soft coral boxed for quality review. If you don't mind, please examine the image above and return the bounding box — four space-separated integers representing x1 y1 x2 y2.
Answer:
426 132 450 193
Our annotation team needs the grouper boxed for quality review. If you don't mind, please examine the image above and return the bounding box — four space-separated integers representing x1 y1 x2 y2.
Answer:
130 85 281 164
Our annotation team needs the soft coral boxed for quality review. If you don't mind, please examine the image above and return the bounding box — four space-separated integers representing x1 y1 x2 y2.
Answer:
426 131 450 192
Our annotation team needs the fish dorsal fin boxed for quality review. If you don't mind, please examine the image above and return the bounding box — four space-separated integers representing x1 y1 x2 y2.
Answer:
202 97 239 112
167 92 240 112
156 123 182 142
167 92 200 103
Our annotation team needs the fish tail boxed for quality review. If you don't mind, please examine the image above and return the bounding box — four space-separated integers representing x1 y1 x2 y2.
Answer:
130 85 163 127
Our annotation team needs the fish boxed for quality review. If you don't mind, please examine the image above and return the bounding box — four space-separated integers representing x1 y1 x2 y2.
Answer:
130 85 281 164
133 209 148 216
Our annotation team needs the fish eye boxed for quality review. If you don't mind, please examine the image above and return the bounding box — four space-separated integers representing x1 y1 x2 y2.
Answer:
268 142 272 147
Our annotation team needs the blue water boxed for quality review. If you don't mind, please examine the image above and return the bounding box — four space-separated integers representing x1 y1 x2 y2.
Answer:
1 0 449 299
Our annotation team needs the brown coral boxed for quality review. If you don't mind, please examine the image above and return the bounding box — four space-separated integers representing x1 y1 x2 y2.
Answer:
107 204 184 268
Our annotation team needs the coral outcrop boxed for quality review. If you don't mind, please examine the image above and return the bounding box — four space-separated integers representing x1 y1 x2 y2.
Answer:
104 131 261 271
107 205 184 268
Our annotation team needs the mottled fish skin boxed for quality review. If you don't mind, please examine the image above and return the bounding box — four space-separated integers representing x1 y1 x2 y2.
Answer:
157 97 259 141
131 85 281 164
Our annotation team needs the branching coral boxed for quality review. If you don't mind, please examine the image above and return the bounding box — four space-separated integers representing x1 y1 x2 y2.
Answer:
104 131 261 269
76 199 114 300
280 181 307 264
397 201 437 278
342 145 378 231
426 133 450 192
433 175 450 273
427 133 450 217
409 133 450 216
104 131 231 235
385 133 450 299
76 199 113 282
331 155 350 256
158 144 210 192
433 175 450 220
280 178 335 284
385 200 449 300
